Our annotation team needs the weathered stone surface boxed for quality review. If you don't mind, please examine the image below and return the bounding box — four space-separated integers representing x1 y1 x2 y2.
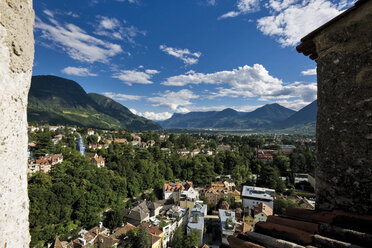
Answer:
313 0 372 214
242 232 306 248
0 0 34 247
228 235 266 248
313 234 364 248
255 222 314 245
266 216 319 234
319 223 372 247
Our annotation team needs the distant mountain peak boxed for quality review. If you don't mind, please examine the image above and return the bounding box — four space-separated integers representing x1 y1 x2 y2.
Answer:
28 75 161 130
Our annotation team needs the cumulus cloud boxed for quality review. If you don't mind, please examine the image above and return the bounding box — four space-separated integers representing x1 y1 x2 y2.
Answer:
258 0 354 46
162 64 317 108
160 45 202 65
61 66 97 77
148 89 199 111
301 68 317 76
95 16 146 42
207 0 216 6
102 92 143 101
35 15 123 63
275 99 312 110
219 0 260 19
113 69 159 85
130 109 173 121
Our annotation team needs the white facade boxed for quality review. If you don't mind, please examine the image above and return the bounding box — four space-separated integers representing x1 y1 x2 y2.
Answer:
219 209 236 245
241 186 275 210
254 212 268 224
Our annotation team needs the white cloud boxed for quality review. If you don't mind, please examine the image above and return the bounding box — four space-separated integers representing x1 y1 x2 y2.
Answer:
43 10 54 18
102 92 143 101
145 69 160 74
130 109 173 121
265 0 297 12
301 68 317 76
99 16 120 30
160 45 201 65
219 11 240 19
61 66 97 77
207 0 216 6
219 0 260 19
162 64 317 108
35 15 123 63
148 89 199 111
258 0 354 46
95 16 146 42
113 69 159 85
275 99 312 110
236 104 264 112
162 64 283 94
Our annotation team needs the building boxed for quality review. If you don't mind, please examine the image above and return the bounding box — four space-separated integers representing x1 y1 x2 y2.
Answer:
87 129 94 136
63 224 118 248
91 156 105 168
52 134 64 144
253 202 273 224
191 149 200 157
35 154 63 173
255 149 278 160
76 136 85 156
114 138 128 144
187 202 207 246
143 224 164 248
110 223 136 240
219 209 236 245
123 200 150 226
242 207 255 228
163 181 199 202
279 145 296 154
204 181 241 205
241 186 275 210
86 153 105 168
216 144 231 152
147 200 164 217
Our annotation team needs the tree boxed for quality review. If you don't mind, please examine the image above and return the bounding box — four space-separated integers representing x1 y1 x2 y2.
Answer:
170 227 184 248
274 199 299 214
135 224 151 248
273 154 290 175
103 210 124 232
86 135 98 144
170 228 201 248
184 229 201 247
257 164 285 193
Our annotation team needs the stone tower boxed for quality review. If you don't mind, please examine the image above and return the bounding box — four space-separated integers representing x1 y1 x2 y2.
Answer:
0 0 35 247
297 0 372 214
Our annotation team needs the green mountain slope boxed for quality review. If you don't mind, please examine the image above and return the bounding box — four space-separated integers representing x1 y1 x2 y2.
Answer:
28 75 161 130
281 100 317 127
88 93 160 130
159 104 296 129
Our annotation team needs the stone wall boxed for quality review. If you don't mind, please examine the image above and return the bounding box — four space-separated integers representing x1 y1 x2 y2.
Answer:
314 1 372 214
0 0 34 247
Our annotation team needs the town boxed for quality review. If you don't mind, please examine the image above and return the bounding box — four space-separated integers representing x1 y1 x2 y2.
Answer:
27 125 316 247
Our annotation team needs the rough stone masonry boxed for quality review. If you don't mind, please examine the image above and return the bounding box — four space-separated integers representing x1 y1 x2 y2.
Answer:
298 0 372 214
0 0 34 247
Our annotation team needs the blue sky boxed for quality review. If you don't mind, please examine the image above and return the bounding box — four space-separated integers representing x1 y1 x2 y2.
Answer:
33 0 354 120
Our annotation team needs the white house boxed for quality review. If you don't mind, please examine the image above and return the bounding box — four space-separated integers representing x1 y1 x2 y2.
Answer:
163 181 199 202
219 209 236 245
187 203 207 246
241 186 275 210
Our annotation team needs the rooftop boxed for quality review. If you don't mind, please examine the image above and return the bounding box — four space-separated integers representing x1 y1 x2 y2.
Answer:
241 186 275 200
219 209 236 232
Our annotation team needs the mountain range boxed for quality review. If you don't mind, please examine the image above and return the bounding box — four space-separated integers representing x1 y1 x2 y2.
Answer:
28 75 161 130
159 101 317 131
28 75 317 132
